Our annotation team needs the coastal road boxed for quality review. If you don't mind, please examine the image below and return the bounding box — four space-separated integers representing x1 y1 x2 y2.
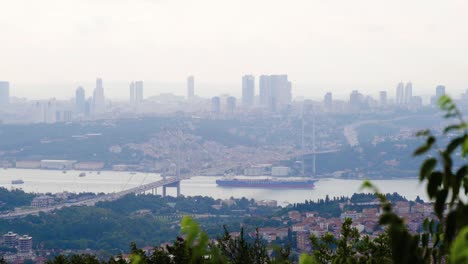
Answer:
343 115 430 147
0 176 189 219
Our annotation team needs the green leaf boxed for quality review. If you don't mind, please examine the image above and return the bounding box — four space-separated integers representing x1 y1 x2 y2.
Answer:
414 144 431 156
444 125 461 133
434 189 448 218
427 172 443 198
462 137 468 157
299 254 319 264
423 218 429 230
416 130 430 137
446 136 465 154
449 226 468 263
444 123 468 133
419 158 437 181
464 178 468 195
438 95 451 108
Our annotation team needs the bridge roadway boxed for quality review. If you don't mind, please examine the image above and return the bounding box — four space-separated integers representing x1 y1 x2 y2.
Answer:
0 176 190 219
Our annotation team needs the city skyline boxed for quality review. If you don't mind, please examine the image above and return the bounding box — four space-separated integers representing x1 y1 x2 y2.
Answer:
1 0 468 99
2 78 467 103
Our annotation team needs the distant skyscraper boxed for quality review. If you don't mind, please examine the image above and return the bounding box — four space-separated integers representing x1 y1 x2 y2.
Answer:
226 96 236 114
129 82 135 103
432 85 446 105
350 90 364 111
75 86 86 114
396 82 404 105
379 91 387 106
135 81 144 103
436 85 446 98
404 82 412 104
187 76 195 99
270 75 291 111
324 92 332 110
242 75 255 107
93 78 105 113
211 96 221 114
259 75 271 107
45 100 57 124
258 74 291 111
85 98 93 117
0 81 10 105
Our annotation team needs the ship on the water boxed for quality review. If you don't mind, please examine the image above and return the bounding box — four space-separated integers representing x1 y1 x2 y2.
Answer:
11 179 24 185
216 178 317 189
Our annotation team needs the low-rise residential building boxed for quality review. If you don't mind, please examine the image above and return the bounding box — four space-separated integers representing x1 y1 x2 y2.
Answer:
292 223 309 232
31 195 55 208
296 231 311 252
395 201 410 214
340 211 361 222
288 211 302 222
255 199 278 207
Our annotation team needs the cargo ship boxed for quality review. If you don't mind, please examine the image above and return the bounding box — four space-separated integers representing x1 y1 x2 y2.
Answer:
216 178 317 189
11 179 24 184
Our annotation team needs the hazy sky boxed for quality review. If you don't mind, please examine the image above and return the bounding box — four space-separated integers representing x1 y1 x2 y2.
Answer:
1 0 468 99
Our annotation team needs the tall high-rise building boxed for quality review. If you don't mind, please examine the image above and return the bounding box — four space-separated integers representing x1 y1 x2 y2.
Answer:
270 74 292 111
187 76 195 99
350 90 364 111
0 81 10 105
379 91 388 106
436 85 446 98
259 75 271 107
226 96 236 114
211 96 221 114
396 82 404 105
242 75 255 107
258 74 291 111
129 82 135 103
18 235 32 253
93 78 105 113
135 81 144 103
85 98 93 117
404 82 413 104
323 92 332 110
75 86 86 114
3 232 17 248
431 85 446 105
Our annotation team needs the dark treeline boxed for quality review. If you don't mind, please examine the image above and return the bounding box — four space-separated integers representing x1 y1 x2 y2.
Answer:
0 187 35 212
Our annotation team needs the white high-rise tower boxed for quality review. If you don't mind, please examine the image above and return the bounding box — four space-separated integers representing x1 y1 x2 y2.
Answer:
93 78 105 113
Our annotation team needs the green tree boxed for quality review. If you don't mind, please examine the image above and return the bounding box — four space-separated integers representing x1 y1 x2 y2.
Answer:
309 218 392 264
301 96 468 263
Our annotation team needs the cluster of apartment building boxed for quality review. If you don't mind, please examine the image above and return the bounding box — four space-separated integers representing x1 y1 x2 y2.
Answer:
244 200 435 253
1 231 38 263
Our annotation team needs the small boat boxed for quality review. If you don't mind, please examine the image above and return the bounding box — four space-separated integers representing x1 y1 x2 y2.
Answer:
62 170 67 174
11 179 24 184
79 173 86 177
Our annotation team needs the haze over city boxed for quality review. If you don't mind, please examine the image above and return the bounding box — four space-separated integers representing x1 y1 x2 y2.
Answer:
1 1 468 263
2 0 468 99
